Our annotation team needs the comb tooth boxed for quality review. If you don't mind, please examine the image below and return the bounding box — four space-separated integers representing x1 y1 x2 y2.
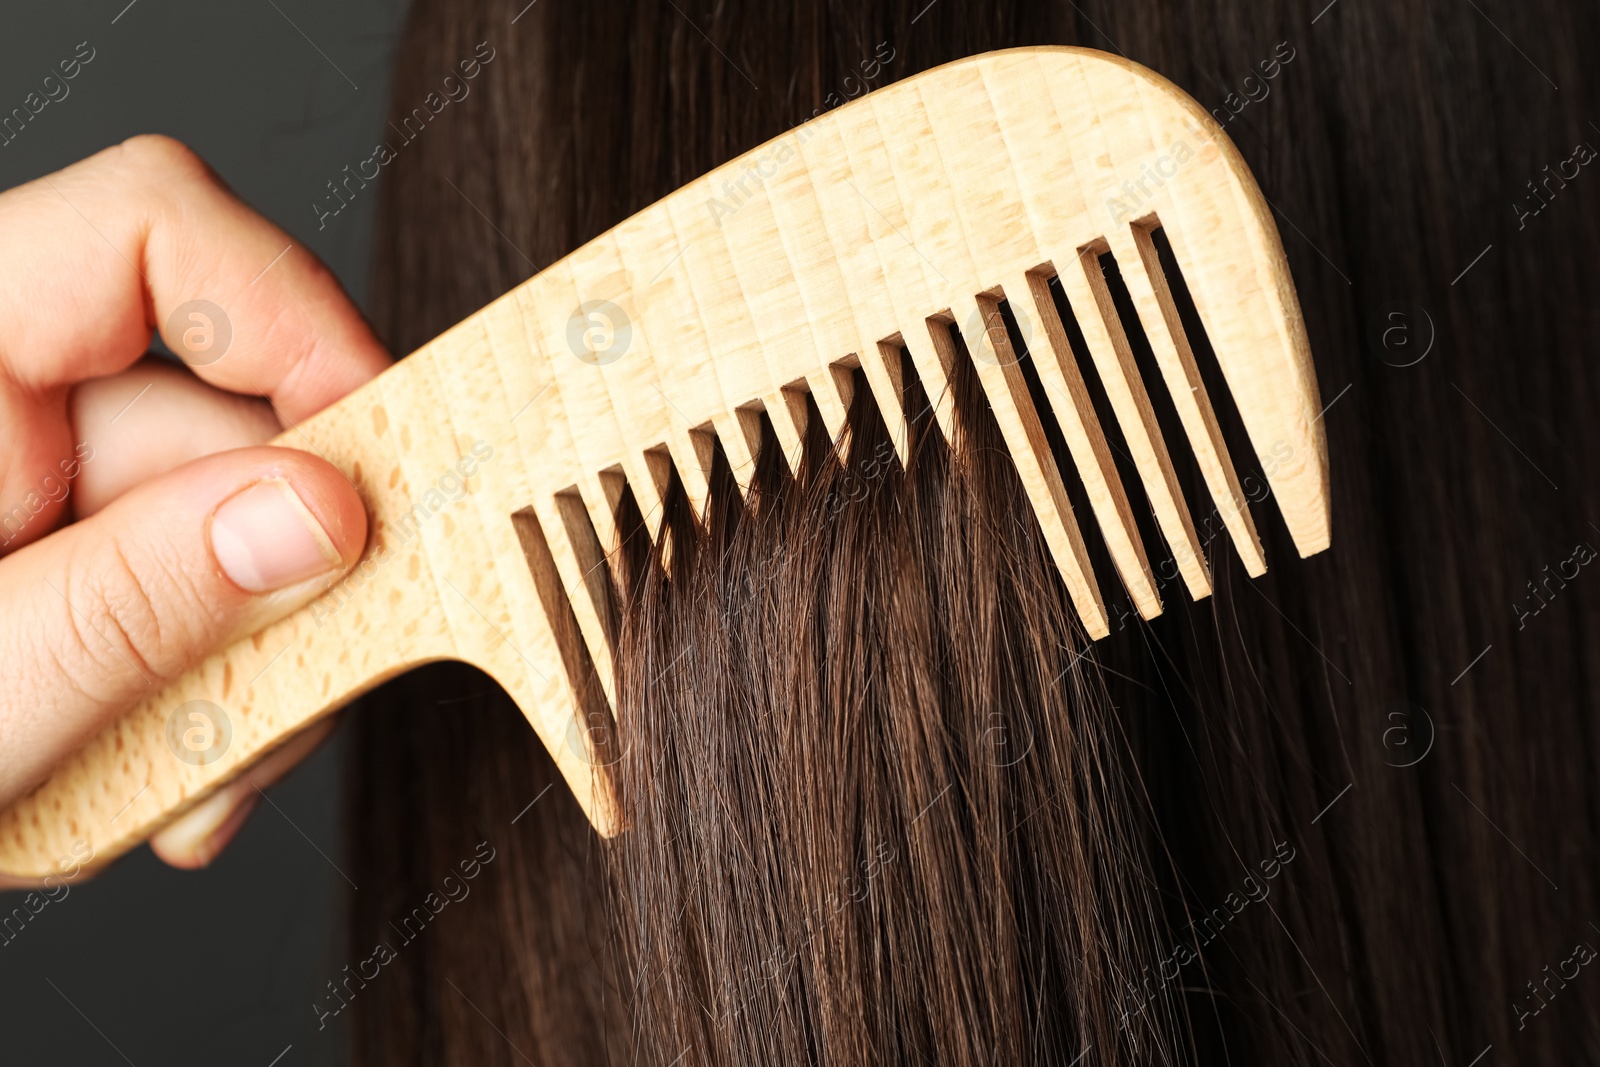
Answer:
806 368 851 448
716 409 758 495
575 476 621 564
930 299 1108 639
1011 272 1162 621
617 451 665 541
762 390 805 474
902 335 957 444
1104 226 1266 578
642 445 678 510
597 466 638 539
825 361 858 461
1068 242 1212 600
508 506 616 767
686 425 718 499
653 422 711 522
780 380 814 470
858 338 911 466
536 492 618 708
735 400 801 478
734 402 777 482
688 415 755 502
1153 215 1330 557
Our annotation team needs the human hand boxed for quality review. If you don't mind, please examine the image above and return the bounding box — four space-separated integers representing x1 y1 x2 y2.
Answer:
0 135 390 880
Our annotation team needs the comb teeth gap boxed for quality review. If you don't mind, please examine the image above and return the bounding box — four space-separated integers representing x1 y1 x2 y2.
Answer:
1145 224 1288 554
1112 219 1265 577
643 444 686 573
758 387 805 473
607 472 655 596
1011 270 1163 621
929 304 1109 639
688 423 726 503
509 507 615 763
708 409 758 496
795 390 843 487
734 401 770 473
996 288 1156 624
894 344 942 456
900 331 957 446
748 406 794 484
597 465 628 523
1073 238 1212 600
655 433 711 524
643 444 677 507
805 367 851 448
701 430 747 543
653 451 699 582
839 365 898 468
1042 272 1181 623
780 379 812 466
555 487 623 656
856 339 912 467
827 356 861 463
537 487 618 709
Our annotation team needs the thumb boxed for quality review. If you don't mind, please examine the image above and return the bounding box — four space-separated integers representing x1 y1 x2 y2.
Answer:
0 445 365 806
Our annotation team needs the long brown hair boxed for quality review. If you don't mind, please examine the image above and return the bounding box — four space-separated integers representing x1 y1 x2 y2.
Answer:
346 1 1600 1064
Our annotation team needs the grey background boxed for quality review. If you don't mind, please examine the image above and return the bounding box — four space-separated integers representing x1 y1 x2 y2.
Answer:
0 1 408 1063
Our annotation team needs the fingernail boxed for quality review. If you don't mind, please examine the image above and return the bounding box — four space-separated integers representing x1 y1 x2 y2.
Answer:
211 477 342 593
158 787 258 868
194 792 259 866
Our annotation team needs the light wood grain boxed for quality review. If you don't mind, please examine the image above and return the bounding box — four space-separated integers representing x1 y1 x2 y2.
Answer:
0 46 1328 878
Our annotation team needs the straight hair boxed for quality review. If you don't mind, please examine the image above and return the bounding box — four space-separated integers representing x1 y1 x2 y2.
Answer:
347 1 1600 1064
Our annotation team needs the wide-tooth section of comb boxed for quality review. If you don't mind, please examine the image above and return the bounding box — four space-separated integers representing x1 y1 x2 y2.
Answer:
1107 224 1266 576
1070 242 1213 599
966 60 1184 617
1152 169 1329 558
1011 270 1162 620
1000 51 1215 602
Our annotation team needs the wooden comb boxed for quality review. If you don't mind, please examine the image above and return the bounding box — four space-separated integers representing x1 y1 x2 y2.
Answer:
0 47 1328 878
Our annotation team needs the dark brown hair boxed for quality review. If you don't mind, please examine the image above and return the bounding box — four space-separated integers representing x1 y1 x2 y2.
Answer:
346 1 1600 1064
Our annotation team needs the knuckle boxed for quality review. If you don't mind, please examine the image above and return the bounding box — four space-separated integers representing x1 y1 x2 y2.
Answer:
59 536 216 686
59 544 161 686
110 134 214 190
116 133 202 174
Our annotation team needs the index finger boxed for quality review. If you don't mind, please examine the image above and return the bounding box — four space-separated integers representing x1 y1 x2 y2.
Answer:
0 134 391 423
